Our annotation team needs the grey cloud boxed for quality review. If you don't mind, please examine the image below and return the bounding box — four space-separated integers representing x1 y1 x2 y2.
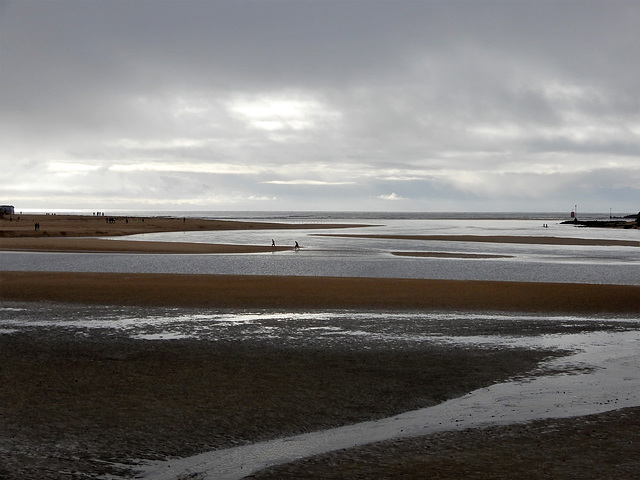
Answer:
1 0 638 212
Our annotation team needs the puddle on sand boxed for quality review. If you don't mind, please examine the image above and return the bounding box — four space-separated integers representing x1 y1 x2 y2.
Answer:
137 329 640 480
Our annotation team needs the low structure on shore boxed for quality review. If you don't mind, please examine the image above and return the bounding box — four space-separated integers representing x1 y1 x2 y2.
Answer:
0 205 15 216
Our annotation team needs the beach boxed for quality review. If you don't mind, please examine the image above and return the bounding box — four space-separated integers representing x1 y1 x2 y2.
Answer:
0 213 365 238
1 271 639 313
0 213 360 253
1 213 639 479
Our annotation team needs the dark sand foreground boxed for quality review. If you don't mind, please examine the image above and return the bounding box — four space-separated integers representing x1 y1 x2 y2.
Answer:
250 407 640 480
4 311 635 480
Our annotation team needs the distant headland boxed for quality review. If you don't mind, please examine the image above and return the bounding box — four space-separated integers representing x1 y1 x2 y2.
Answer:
561 212 639 229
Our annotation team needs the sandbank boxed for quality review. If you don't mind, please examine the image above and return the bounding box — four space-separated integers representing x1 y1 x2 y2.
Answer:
392 251 513 259
0 213 366 253
1 271 638 313
316 233 640 247
0 237 291 254
0 213 365 238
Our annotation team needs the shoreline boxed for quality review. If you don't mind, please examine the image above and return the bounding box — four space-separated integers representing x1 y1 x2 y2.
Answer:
0 213 368 239
0 213 357 253
315 233 640 247
1 271 638 313
392 251 514 259
2 213 638 253
0 237 293 254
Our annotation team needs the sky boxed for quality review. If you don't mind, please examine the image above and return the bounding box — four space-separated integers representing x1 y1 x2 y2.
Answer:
1 0 639 213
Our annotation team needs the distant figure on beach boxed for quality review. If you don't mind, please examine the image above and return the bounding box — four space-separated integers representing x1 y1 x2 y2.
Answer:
294 241 300 250
272 239 276 248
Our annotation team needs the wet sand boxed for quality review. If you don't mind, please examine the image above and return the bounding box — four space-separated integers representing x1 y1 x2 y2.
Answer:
392 251 513 259
1 271 639 313
0 237 292 254
2 309 639 480
0 310 597 480
317 233 640 247
249 407 640 480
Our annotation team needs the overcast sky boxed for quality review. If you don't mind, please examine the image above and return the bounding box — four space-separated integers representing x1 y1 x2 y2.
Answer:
1 0 639 213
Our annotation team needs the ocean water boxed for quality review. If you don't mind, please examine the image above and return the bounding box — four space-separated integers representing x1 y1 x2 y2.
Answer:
1 211 638 285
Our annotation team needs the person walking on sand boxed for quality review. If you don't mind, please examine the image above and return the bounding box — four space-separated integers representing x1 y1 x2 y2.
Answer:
294 241 300 250
272 239 276 248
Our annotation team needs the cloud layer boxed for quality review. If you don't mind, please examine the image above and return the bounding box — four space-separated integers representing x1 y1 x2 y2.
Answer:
1 1 638 212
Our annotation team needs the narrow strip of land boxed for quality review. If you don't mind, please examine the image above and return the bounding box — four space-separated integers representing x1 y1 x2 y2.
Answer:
0 237 290 254
0 213 365 253
0 214 366 238
1 271 637 313
315 233 640 247
392 251 513 259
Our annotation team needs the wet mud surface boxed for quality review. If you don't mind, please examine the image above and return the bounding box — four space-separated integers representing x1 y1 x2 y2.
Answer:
0 302 637 479
250 406 640 480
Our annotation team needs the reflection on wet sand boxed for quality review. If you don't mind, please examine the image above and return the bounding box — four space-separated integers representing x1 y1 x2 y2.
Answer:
2 303 639 479
133 315 640 480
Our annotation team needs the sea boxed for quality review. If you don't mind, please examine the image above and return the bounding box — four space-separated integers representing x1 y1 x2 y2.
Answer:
2 211 638 285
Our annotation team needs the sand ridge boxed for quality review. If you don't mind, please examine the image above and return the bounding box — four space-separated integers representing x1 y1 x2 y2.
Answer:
0 213 365 237
315 233 640 247
0 237 293 254
1 271 638 314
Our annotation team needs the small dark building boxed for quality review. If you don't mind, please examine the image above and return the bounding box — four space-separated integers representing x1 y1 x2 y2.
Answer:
0 205 15 215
